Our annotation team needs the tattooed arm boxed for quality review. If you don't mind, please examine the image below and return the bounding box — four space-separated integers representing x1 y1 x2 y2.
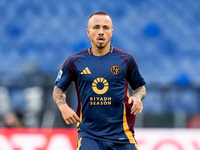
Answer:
128 85 146 115
53 86 80 125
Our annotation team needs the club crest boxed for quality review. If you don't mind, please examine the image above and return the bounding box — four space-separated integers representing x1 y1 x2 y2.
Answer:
110 65 121 75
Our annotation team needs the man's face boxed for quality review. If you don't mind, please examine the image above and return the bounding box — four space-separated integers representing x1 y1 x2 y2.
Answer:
87 15 114 49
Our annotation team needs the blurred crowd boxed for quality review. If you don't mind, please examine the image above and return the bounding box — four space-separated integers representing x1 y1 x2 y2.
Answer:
0 0 200 128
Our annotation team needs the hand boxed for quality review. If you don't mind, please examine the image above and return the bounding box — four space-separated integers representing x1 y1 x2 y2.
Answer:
128 96 143 115
59 104 81 125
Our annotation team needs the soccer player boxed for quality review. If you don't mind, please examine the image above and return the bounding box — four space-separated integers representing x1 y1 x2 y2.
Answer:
53 11 146 150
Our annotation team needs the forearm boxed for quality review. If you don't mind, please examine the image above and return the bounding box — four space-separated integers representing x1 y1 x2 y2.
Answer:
53 86 67 108
53 86 80 124
132 85 146 101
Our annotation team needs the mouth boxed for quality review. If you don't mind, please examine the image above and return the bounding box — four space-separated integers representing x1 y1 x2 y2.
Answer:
97 37 105 43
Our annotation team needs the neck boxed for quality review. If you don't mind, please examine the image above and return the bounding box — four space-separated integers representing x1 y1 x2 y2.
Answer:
91 44 111 56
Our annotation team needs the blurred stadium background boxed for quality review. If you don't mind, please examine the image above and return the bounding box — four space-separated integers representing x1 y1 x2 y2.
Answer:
0 0 200 130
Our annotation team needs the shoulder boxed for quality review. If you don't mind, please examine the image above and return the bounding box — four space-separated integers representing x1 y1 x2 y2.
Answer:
113 47 137 64
69 49 88 60
62 49 88 69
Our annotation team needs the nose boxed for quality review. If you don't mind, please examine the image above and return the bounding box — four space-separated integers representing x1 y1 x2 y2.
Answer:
99 27 104 35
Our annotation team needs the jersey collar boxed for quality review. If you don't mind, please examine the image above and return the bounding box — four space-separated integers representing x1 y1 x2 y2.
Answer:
88 46 113 54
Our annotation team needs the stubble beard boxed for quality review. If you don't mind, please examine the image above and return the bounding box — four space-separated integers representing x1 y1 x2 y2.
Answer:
95 41 110 50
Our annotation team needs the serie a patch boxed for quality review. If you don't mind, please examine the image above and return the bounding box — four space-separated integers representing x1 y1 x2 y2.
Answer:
56 69 63 82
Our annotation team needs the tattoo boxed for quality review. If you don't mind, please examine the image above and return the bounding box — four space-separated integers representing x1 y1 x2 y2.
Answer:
53 86 67 107
132 86 146 101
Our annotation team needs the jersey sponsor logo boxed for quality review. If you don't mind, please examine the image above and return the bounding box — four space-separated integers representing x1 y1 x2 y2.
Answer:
80 67 91 74
92 77 109 95
90 97 111 105
110 65 121 75
91 78 111 105
56 69 63 82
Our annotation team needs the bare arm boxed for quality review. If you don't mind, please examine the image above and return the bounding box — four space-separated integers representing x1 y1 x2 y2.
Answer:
128 85 146 115
53 86 67 107
53 86 80 125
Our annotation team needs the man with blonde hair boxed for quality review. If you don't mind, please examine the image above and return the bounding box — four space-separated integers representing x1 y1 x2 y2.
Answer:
53 11 146 150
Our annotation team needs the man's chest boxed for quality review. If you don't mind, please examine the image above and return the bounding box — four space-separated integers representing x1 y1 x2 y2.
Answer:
74 57 128 84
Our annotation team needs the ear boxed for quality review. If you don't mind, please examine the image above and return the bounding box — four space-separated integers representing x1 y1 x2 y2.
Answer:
111 29 114 37
86 29 90 37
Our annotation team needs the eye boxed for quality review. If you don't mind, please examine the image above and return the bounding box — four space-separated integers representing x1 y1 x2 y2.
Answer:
104 26 109 29
93 26 99 29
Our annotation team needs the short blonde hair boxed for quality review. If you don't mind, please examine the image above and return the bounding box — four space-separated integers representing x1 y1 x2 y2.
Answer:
89 11 111 20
